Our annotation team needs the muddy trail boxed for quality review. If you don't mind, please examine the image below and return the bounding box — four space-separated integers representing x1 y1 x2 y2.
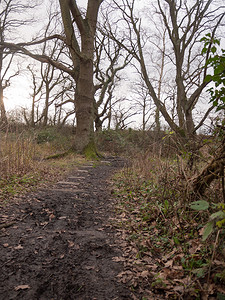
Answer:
0 157 134 300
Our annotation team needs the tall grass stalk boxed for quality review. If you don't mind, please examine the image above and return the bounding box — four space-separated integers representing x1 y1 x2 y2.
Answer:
0 131 37 180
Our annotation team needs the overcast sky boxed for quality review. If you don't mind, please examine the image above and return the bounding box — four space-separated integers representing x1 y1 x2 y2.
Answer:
3 0 225 131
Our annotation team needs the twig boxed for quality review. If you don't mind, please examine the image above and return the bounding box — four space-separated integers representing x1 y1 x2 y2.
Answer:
0 213 30 230
221 164 225 202
0 222 15 230
207 229 221 286
0 258 14 268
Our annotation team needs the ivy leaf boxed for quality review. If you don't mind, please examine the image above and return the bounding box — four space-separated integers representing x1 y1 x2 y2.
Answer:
211 46 217 54
210 211 225 220
201 47 207 54
202 221 214 241
216 219 225 228
213 100 218 107
205 74 212 82
190 200 209 211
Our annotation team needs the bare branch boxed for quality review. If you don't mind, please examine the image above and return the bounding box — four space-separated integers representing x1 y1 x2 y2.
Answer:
1 42 75 76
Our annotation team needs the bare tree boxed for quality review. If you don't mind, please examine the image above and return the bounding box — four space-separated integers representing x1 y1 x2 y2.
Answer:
93 33 131 131
22 64 43 127
131 79 153 131
21 8 70 128
59 0 103 153
112 99 138 130
0 53 18 127
53 89 75 128
0 0 38 127
107 0 224 145
1 0 104 155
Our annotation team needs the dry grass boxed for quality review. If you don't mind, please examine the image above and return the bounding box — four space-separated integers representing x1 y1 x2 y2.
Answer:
0 129 85 203
0 132 37 179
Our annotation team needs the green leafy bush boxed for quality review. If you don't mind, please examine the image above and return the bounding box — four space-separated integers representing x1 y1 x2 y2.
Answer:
191 200 225 241
36 128 57 144
201 33 225 111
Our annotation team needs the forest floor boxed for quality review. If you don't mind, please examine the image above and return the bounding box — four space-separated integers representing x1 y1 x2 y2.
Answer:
0 156 146 300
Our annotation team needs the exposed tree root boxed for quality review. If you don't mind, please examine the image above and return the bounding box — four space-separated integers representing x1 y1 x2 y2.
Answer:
44 149 72 160
44 143 104 161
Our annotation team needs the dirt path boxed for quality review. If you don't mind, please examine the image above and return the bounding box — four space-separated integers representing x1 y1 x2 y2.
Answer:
0 157 133 300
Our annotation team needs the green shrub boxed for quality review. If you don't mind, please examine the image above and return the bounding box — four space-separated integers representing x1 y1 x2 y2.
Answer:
36 128 57 144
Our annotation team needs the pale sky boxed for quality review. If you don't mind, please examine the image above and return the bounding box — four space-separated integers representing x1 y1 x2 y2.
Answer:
3 0 224 131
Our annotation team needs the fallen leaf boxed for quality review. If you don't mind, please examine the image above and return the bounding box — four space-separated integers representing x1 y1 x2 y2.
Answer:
199 227 204 236
213 260 225 267
140 270 149 278
68 240 74 248
49 213 55 221
173 285 184 292
15 285 30 291
173 265 183 270
97 227 104 231
164 259 173 268
159 268 172 279
146 263 158 271
84 265 95 270
203 283 215 295
188 239 202 254
112 256 125 262
40 222 48 226
14 245 23 250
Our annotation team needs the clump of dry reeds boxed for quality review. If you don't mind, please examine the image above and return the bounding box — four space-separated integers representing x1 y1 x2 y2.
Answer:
0 131 37 180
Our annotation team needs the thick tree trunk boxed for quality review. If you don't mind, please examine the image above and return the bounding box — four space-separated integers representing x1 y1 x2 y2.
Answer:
185 109 195 138
73 58 95 152
59 0 102 156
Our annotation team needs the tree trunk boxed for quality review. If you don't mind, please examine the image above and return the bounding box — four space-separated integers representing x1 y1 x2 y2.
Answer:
30 94 36 128
0 83 8 127
107 100 112 130
95 116 103 132
42 84 50 127
73 58 95 152
185 109 195 138
155 107 160 134
59 0 102 156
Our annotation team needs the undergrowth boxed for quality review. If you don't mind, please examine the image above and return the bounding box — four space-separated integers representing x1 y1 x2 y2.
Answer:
0 127 82 204
113 150 225 299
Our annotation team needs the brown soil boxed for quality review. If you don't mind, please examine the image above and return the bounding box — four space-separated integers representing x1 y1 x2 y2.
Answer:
0 157 134 300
